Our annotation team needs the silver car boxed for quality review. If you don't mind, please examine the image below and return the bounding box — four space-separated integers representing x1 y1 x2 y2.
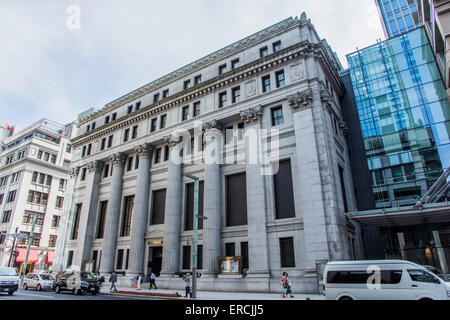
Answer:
23 273 54 291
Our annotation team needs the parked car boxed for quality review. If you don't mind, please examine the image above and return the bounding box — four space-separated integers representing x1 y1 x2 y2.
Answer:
0 267 19 295
23 272 54 291
323 260 450 300
53 270 99 295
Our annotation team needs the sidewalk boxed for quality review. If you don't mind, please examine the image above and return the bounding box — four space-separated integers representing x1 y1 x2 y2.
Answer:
100 285 324 300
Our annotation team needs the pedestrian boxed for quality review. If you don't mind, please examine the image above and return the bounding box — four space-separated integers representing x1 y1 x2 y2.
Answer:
97 272 105 288
109 271 118 292
137 273 142 290
285 272 294 298
183 273 192 298
149 272 157 290
281 272 287 298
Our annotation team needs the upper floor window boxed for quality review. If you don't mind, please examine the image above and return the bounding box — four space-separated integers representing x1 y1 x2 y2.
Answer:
271 106 284 126
160 114 167 129
17 150 25 160
162 89 169 99
107 135 113 148
50 154 57 164
193 102 201 118
81 146 86 158
260 46 268 58
5 155 13 165
135 101 141 111
123 128 130 142
80 168 87 181
232 86 241 104
59 178 67 190
154 148 162 164
262 75 271 93
231 58 240 70
127 105 133 114
91 122 96 130
194 75 202 85
184 79 191 90
218 64 226 75
219 92 227 108
105 115 110 124
66 144 72 153
182 106 190 121
100 138 106 151
273 41 282 52
276 70 285 88
111 113 117 121
86 124 90 132
131 125 138 139
153 93 160 103
150 118 157 132
86 144 92 156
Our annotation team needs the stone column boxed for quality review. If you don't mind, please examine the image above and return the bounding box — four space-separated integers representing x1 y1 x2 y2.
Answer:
240 106 271 278
52 167 79 271
74 160 104 269
99 152 126 274
127 143 153 277
288 89 330 277
160 136 183 277
201 120 222 277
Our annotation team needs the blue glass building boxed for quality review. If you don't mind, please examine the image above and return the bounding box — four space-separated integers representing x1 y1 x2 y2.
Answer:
375 0 420 38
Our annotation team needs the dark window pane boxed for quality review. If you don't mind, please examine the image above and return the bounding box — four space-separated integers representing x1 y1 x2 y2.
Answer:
279 237 295 268
273 160 295 219
226 173 247 226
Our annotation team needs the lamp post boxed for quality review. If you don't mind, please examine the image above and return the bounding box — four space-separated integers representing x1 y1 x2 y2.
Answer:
185 173 207 299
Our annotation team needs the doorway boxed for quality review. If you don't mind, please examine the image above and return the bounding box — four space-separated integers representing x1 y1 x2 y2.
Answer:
148 246 162 276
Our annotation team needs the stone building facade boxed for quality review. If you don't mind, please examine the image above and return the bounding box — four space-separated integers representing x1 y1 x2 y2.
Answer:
53 13 361 293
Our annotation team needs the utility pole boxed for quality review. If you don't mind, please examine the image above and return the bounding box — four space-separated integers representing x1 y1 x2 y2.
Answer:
21 213 38 286
8 227 18 267
185 173 207 299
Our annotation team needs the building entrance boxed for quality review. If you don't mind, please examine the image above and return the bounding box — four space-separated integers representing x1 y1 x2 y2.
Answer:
148 246 162 276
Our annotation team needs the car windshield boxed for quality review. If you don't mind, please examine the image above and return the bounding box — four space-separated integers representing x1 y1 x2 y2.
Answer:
80 272 95 280
0 268 19 276
40 274 53 280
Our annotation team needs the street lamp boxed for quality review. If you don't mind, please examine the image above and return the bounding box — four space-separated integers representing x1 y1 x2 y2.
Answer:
184 173 207 299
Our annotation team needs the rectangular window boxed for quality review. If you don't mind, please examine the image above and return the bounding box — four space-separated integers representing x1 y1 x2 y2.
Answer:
103 164 110 178
194 75 202 85
197 245 203 270
279 237 295 267
151 189 166 225
132 125 138 139
127 105 133 114
116 249 124 270
121 196 134 237
193 102 201 117
219 92 227 108
260 46 268 58
59 178 66 190
182 105 190 121
164 145 170 161
160 114 167 129
0 194 4 205
67 251 74 268
182 246 191 270
37 150 43 159
184 181 204 231
71 204 82 240
271 106 284 126
1 210 12 223
66 144 72 153
135 155 139 170
275 70 285 88
125 249 130 270
272 41 281 52
123 128 130 142
154 148 161 164
135 101 141 111
226 173 247 226
153 93 160 103
162 89 169 99
100 138 106 151
55 196 64 209
225 243 235 257
338 165 348 212
86 144 92 156
231 58 240 69
150 118 157 132
48 235 57 247
232 86 240 104
96 200 108 239
126 157 133 172
273 159 295 219
105 116 110 124
46 175 52 186
91 122 96 130
51 215 60 228
80 168 86 181
184 79 191 90
81 146 86 158
218 64 226 75
241 242 249 269
6 190 16 203
107 135 113 148
86 124 90 132
262 75 271 93
112 113 117 121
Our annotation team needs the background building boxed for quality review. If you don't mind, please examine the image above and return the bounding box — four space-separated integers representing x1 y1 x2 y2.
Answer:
54 13 360 293
375 0 421 38
0 119 15 145
0 118 75 274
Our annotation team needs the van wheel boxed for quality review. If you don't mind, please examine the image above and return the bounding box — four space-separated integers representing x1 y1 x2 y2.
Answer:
55 285 61 293
339 296 353 301
420 298 433 301
23 283 28 290
8 290 14 296
37 284 42 291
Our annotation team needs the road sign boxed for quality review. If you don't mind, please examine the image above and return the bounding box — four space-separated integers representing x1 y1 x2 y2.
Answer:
14 233 28 239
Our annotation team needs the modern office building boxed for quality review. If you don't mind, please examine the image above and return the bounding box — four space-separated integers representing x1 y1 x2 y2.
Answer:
53 13 360 293
415 0 450 102
375 0 421 38
0 119 75 273
343 27 450 276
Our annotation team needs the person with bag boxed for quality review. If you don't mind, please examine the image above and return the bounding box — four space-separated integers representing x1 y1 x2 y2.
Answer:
109 271 118 292
284 272 294 298
281 272 287 298
183 273 192 298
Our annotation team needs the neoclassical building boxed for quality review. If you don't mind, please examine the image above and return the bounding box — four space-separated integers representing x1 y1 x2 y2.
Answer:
53 13 362 293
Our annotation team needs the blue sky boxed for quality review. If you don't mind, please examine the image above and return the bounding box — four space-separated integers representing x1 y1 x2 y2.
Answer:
0 0 384 130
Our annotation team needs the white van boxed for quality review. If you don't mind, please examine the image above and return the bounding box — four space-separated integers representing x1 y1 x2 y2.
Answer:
323 260 450 300
0 267 20 296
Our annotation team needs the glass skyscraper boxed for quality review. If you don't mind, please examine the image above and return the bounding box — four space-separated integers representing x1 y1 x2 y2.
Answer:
347 27 450 209
375 0 420 38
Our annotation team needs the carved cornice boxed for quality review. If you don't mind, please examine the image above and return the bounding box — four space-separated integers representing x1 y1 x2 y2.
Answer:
87 160 104 173
135 143 154 158
288 89 313 112
240 106 263 126
110 152 127 165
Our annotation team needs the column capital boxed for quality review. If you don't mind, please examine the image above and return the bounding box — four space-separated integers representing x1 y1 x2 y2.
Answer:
202 120 222 131
87 160 104 173
288 88 313 112
135 143 154 158
239 105 263 126
163 134 182 149
69 166 80 179
110 152 127 166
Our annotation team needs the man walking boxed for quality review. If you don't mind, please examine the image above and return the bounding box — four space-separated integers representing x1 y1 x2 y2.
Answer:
149 272 157 290
109 271 118 292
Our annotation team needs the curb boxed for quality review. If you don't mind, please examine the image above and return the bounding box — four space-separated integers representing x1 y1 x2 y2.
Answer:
101 291 187 300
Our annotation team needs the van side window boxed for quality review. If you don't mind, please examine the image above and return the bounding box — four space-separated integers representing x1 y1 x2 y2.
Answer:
407 270 440 284
327 270 403 284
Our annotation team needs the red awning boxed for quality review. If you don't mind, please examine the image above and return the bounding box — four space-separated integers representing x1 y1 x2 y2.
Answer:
16 249 39 263
46 251 54 264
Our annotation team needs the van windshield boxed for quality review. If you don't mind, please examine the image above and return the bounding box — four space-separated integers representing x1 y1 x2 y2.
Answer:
0 268 19 276
80 272 95 280
40 274 53 280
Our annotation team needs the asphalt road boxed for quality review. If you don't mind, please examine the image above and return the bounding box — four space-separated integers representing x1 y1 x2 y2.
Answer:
0 288 139 300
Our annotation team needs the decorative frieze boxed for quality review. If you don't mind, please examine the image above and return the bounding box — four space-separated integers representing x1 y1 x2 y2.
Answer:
288 89 313 112
290 61 306 81
245 80 257 98
240 106 263 126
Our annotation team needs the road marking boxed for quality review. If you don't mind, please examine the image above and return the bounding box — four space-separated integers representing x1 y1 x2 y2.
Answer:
17 292 56 299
